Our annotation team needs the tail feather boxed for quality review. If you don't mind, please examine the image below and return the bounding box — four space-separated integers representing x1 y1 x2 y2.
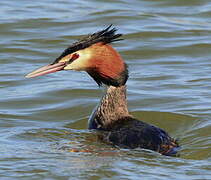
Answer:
163 146 181 156
160 138 180 156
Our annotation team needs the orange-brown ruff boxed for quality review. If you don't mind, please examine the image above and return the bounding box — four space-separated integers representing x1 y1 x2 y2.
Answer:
26 25 179 156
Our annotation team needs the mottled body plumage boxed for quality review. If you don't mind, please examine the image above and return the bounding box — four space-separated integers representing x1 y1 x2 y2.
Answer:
89 85 179 155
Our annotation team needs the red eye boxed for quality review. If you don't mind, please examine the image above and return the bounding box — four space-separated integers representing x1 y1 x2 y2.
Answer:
71 53 79 61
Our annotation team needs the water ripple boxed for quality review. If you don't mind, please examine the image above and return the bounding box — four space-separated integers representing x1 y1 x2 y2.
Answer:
0 0 211 179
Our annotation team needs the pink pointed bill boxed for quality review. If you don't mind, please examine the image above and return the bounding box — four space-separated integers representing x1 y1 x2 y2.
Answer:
25 62 66 78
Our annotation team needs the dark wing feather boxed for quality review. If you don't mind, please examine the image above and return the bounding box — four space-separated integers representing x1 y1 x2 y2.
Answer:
101 117 179 156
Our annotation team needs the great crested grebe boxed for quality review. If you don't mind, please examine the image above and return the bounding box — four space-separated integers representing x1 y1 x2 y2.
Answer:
26 25 179 156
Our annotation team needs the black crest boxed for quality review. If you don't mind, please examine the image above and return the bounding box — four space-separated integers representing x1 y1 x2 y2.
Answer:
53 25 123 64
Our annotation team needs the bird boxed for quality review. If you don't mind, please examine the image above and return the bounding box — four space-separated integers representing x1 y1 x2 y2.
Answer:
26 25 179 156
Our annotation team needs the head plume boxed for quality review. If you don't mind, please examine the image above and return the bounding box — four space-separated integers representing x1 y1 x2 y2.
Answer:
25 25 128 86
53 25 123 64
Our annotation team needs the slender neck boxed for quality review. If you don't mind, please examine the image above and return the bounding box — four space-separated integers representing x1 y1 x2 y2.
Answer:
88 85 129 130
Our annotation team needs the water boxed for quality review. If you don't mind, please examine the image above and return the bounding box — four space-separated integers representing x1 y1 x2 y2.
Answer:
0 0 211 179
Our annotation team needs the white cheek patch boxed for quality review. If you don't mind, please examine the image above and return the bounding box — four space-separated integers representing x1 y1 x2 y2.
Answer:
64 49 92 71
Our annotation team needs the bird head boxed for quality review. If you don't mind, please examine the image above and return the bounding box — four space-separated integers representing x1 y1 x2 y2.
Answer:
26 25 128 87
